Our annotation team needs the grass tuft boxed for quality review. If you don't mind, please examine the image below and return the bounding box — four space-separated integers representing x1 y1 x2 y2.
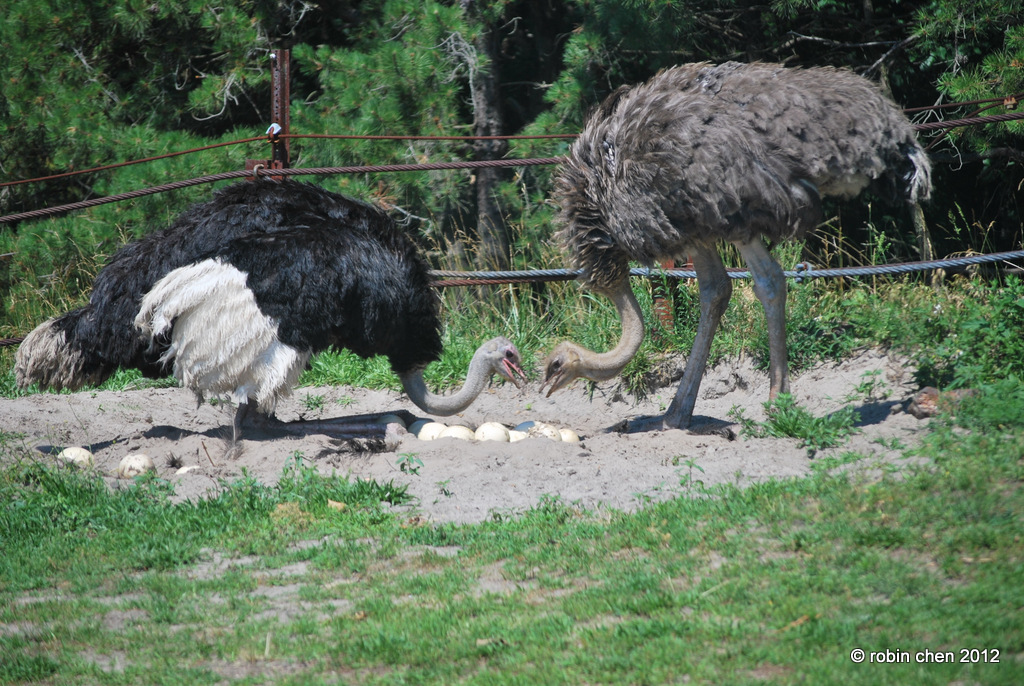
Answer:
729 393 861 457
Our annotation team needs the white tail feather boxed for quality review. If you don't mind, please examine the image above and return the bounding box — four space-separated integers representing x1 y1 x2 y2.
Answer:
134 259 309 414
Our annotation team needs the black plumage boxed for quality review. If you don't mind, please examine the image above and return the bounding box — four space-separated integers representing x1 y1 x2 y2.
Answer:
210 200 442 377
17 180 523 439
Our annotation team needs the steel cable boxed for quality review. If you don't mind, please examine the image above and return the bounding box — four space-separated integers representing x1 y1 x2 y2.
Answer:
4 250 1021 348
428 250 1024 286
0 158 563 225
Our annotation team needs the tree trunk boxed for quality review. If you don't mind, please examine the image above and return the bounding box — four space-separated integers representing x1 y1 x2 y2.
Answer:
470 22 510 270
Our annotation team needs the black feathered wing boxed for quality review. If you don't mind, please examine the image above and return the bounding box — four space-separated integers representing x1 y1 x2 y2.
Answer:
214 223 444 376
17 179 443 398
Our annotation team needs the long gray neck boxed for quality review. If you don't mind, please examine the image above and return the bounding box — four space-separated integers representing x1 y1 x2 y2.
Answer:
579 281 647 380
398 347 494 416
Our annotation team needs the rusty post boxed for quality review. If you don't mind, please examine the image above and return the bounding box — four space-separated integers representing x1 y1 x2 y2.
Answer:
246 49 290 179
269 48 290 169
651 259 676 332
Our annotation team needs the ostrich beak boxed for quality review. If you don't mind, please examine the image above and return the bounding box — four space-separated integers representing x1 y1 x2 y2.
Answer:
542 342 585 397
500 347 528 388
541 370 564 397
541 359 571 397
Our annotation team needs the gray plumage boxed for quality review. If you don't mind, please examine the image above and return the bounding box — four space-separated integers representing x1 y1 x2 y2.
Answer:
556 61 930 291
544 61 931 430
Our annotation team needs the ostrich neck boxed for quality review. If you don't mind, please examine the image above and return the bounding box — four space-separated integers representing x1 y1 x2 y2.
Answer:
398 350 494 416
580 280 647 381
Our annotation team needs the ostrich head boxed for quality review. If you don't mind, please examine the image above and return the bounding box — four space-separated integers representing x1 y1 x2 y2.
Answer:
541 341 587 397
482 336 528 387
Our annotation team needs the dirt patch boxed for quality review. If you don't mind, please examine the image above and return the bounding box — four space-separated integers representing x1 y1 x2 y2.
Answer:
1 349 928 524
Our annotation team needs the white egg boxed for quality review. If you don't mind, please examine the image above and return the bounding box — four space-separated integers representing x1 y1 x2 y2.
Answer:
57 446 94 468
175 465 201 475
558 428 581 443
117 453 155 479
529 422 562 441
507 430 528 442
376 413 407 428
439 425 475 441
414 421 447 440
474 422 510 442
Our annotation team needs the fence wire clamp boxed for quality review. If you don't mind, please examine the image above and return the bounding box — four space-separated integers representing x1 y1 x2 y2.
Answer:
266 123 283 142
251 163 265 178
794 262 812 283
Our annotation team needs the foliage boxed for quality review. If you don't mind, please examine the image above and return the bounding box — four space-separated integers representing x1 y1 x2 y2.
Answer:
729 393 861 457
912 0 1024 146
1 1 270 210
0 0 1021 384
289 1 475 231
912 275 1024 388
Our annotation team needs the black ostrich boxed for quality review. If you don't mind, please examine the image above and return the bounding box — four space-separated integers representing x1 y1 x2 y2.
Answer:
16 179 526 442
542 62 931 430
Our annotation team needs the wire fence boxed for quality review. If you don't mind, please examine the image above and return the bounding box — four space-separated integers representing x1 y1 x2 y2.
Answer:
0 158 563 225
1 92 1023 348
2 103 1022 226
429 251 1024 287
2 249 1020 349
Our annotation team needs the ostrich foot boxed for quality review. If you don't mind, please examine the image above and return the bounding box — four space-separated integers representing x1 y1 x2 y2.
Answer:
256 416 406 453
233 404 413 451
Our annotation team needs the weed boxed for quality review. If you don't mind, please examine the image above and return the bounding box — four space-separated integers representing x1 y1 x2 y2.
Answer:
524 493 580 525
276 453 411 509
844 369 890 403
0 429 27 449
302 393 326 413
397 453 424 476
729 394 860 457
674 457 706 492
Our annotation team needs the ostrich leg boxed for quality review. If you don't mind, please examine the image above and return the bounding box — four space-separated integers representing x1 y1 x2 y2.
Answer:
663 244 733 429
735 238 790 399
232 401 407 444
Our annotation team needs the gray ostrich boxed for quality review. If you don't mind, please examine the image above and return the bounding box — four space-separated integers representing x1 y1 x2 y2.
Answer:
542 61 931 430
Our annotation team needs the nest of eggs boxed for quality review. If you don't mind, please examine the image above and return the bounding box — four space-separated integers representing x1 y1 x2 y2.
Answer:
397 417 580 443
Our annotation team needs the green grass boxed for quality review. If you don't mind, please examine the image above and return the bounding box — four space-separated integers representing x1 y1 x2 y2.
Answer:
288 272 1024 401
730 393 861 457
2 387 1023 684
4 252 1024 682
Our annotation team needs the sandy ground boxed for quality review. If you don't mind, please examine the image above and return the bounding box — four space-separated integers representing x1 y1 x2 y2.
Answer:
1 349 929 524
